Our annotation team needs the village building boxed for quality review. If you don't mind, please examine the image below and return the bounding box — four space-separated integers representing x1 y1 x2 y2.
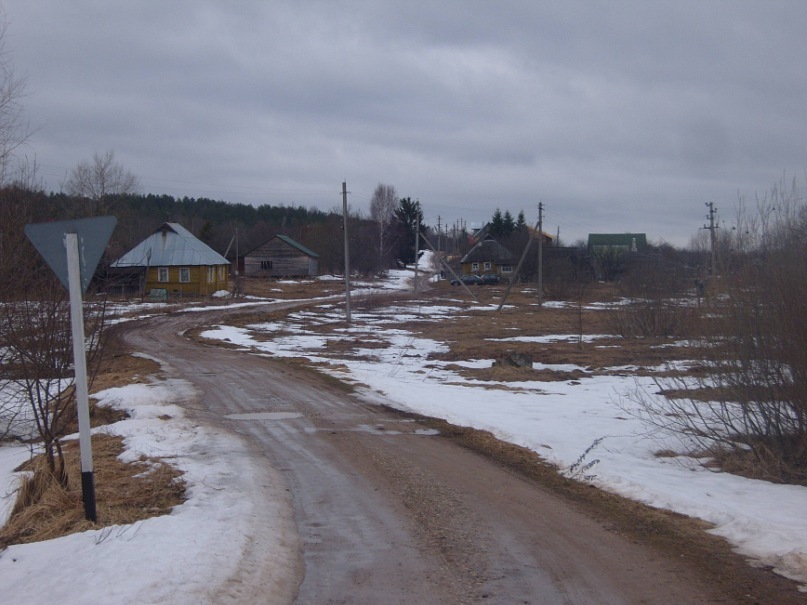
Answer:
460 236 515 277
111 222 229 296
242 234 319 278
587 233 649 281
587 233 648 254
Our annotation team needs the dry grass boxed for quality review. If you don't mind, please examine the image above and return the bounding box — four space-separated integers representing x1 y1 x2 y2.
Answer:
0 351 185 550
224 278 703 380
0 433 184 549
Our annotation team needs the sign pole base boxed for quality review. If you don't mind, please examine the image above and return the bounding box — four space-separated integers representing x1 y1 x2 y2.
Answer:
81 471 97 522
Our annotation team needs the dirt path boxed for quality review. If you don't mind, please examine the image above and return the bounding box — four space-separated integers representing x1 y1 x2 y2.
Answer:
120 304 802 604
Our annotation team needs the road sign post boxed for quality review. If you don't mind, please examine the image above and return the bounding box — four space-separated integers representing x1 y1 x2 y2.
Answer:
65 233 97 521
25 216 117 523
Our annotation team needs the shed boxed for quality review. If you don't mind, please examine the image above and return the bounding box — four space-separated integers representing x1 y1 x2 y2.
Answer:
111 222 230 296
460 236 515 277
243 234 319 277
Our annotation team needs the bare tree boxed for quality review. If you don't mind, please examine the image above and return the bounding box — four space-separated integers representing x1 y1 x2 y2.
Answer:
0 16 30 186
369 183 397 273
65 150 139 214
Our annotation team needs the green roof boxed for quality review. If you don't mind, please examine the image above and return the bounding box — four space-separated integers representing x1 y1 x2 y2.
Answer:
587 233 647 249
274 234 319 258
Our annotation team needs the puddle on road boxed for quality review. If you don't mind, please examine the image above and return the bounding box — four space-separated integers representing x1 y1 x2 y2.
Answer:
224 413 440 436
306 423 440 436
356 424 440 436
225 412 303 421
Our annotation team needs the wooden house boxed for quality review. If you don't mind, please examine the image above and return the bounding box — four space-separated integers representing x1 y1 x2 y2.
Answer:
243 234 319 278
460 236 515 277
111 222 230 296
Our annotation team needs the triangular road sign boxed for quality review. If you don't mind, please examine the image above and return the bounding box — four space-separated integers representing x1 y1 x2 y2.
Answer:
25 216 118 292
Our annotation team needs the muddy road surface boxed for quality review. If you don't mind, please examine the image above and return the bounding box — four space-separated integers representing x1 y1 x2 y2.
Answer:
120 306 785 604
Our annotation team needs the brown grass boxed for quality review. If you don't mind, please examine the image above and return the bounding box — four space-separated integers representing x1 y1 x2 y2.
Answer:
0 350 185 550
0 433 184 549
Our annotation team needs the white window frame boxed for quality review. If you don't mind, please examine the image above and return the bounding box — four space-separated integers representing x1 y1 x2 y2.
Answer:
179 267 191 283
483 261 492 271
501 265 513 274
157 267 169 283
471 262 479 272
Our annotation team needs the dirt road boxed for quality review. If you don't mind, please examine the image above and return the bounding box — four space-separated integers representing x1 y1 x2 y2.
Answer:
121 305 782 604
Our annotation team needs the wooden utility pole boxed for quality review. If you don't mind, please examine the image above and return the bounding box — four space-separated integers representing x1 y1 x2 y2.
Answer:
342 181 351 323
497 212 542 312
537 202 544 307
414 202 421 293
704 202 717 277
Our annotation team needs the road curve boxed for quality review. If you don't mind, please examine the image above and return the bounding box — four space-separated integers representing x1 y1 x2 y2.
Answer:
121 305 724 605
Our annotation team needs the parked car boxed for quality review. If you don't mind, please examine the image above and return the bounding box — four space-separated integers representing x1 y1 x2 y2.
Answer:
450 274 482 286
479 274 500 285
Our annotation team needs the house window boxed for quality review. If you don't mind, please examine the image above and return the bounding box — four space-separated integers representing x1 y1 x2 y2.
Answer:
261 260 273 270
207 267 215 283
471 262 479 271
157 267 169 282
501 265 513 273
483 262 492 271
179 267 190 283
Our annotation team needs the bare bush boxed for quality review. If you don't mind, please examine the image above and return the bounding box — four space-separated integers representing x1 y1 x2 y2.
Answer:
609 256 696 339
627 179 807 483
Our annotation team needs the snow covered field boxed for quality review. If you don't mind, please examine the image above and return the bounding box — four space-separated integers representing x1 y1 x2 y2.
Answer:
1 261 806 603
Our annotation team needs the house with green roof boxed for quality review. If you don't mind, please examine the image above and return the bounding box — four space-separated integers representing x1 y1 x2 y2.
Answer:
243 234 319 277
587 233 647 253
587 233 648 280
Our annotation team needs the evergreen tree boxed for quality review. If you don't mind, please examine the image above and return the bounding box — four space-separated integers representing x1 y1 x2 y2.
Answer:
516 210 527 231
490 208 505 236
503 210 516 236
394 197 425 263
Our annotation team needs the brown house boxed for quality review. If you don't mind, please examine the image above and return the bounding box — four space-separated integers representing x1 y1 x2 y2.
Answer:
243 235 319 278
460 236 515 278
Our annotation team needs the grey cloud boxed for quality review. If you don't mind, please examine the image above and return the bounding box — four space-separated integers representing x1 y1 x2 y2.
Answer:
4 0 807 245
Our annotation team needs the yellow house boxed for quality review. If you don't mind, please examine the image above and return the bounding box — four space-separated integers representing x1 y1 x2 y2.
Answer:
111 222 229 296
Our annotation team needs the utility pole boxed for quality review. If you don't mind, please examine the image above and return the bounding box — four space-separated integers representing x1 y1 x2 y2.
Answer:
703 202 718 277
342 181 351 323
234 227 240 297
537 202 544 307
414 201 421 293
437 215 442 252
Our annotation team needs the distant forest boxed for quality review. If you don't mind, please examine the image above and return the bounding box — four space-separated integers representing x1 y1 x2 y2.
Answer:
0 187 454 276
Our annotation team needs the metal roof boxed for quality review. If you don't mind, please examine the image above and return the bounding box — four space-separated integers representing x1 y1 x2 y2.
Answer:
111 222 229 268
273 234 320 258
587 233 647 249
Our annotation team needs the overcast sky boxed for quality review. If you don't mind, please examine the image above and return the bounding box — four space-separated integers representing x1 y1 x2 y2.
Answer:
4 1 807 245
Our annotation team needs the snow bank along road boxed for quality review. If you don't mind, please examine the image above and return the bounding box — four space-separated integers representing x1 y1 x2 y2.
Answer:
123 304 737 605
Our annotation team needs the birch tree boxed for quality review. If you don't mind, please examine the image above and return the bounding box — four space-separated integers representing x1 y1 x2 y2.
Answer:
65 150 139 214
369 183 398 272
